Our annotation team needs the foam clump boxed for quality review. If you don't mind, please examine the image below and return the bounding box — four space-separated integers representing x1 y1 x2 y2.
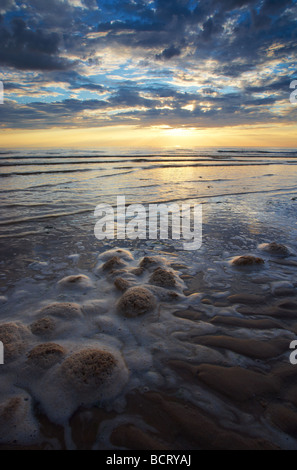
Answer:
231 255 264 267
30 317 56 337
61 348 116 388
28 261 48 271
114 277 131 292
117 286 157 318
37 302 83 319
149 267 176 288
81 299 108 316
57 274 94 290
67 253 80 263
98 248 134 262
0 395 39 444
0 322 31 361
130 267 144 276
147 285 181 302
139 256 160 270
258 242 290 257
102 256 127 272
27 343 66 369
0 296 7 305
31 347 129 424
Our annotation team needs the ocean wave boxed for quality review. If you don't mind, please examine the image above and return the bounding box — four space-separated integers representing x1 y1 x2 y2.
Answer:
0 168 97 177
0 208 93 226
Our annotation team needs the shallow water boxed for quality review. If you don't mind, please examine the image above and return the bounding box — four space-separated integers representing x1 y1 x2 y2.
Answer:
1 146 297 238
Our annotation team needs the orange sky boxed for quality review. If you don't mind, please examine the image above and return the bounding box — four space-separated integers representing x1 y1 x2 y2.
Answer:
1 123 297 148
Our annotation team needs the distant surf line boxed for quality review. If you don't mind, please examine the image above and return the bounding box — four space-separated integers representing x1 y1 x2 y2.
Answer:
0 186 296 230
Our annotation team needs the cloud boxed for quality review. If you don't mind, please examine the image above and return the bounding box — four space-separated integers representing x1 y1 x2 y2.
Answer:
155 45 182 60
1 75 295 130
0 18 73 70
70 83 105 92
0 0 15 14
0 0 296 131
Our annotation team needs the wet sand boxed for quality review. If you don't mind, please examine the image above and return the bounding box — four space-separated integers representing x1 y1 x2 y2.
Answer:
1 240 297 450
1 180 297 449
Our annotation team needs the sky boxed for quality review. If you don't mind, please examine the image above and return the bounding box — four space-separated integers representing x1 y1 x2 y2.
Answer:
0 0 297 148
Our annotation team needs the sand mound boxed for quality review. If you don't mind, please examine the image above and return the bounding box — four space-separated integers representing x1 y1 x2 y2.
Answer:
30 317 56 336
57 274 94 290
259 242 290 257
102 256 126 272
227 293 267 305
149 267 176 287
237 300 297 318
135 391 277 450
98 248 134 261
198 335 289 360
266 404 297 435
27 343 66 369
210 315 284 330
117 286 157 317
114 277 130 292
61 348 116 389
0 322 31 361
196 364 280 402
37 302 82 319
231 255 264 267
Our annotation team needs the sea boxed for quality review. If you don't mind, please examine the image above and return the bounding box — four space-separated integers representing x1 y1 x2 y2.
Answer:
1 146 297 237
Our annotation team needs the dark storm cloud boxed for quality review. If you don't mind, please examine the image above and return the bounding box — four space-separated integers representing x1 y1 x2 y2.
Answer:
19 0 98 30
92 0 297 68
29 98 108 114
70 83 105 92
209 0 256 13
155 45 181 60
244 77 296 95
0 98 109 128
0 17 73 70
95 0 193 50
109 86 154 107
261 0 294 15
3 1 296 68
0 0 15 13
200 16 224 42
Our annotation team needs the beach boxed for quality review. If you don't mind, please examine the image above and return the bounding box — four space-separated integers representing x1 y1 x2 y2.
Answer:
0 147 297 449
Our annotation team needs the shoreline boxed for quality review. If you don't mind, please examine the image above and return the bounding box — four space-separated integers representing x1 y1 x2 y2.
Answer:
0 180 297 449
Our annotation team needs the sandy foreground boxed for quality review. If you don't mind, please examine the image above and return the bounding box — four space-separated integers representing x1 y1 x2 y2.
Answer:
0 192 297 450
